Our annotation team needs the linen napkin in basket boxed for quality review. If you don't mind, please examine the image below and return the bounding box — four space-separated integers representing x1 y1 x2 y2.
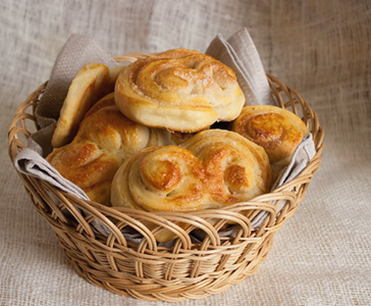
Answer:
206 27 274 106
13 28 316 234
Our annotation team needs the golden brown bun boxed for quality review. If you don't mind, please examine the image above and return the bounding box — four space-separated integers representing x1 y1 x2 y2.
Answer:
111 145 211 212
114 48 245 132
231 105 308 179
182 129 271 204
111 129 271 209
110 145 211 243
52 63 111 147
48 141 120 204
47 93 170 204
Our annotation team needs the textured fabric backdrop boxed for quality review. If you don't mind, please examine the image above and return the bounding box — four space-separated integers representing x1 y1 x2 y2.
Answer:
1 0 370 305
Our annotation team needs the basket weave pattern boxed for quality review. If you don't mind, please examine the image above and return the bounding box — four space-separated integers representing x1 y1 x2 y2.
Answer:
8 61 323 302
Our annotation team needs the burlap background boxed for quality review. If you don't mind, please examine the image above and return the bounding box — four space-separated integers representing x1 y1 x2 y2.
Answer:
1 1 370 305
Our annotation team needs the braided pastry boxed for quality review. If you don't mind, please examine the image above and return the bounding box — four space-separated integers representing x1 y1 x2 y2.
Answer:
114 48 245 132
47 93 172 204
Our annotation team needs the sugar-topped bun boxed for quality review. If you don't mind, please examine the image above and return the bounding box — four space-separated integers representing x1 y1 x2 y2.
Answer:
47 93 172 204
114 48 245 132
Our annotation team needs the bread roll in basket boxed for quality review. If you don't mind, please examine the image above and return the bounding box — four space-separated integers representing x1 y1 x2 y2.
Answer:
47 93 172 205
115 49 245 132
8 51 323 302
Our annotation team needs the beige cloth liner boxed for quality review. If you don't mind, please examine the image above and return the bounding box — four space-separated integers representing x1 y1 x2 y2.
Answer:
1 1 370 305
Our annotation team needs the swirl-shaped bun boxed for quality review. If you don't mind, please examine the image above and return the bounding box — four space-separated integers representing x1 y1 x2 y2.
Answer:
182 130 271 204
115 48 245 132
112 129 271 211
232 105 308 161
111 146 211 211
231 105 308 179
47 93 172 204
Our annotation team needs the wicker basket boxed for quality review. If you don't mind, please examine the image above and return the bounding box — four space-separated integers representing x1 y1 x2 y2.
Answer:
8 54 324 302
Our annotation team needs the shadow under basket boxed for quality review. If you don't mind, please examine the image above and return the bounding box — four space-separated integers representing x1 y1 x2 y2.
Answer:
8 69 324 302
